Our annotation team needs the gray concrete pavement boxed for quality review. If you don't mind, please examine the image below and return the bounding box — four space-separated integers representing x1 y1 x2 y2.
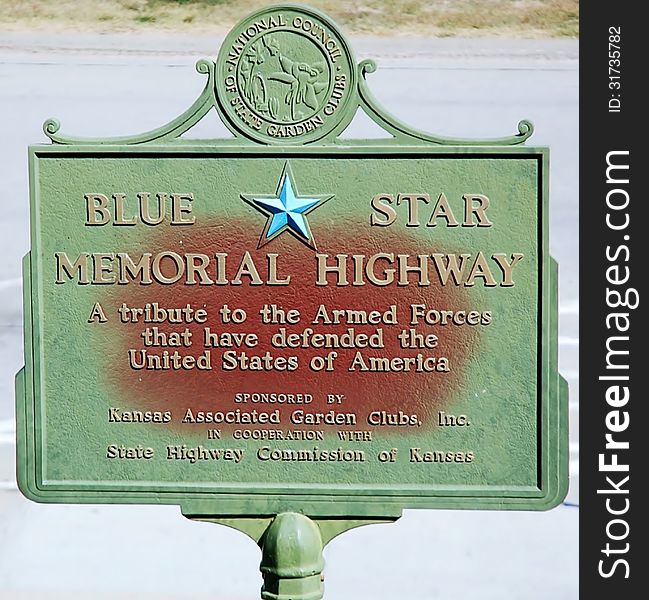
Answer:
0 33 578 599
0 31 578 61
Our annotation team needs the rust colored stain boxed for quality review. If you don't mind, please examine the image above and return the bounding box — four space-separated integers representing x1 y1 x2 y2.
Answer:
100 219 482 433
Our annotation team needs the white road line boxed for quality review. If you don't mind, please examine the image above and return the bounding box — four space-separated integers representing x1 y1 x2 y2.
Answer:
559 299 579 314
0 419 15 431
0 419 15 445
0 277 21 290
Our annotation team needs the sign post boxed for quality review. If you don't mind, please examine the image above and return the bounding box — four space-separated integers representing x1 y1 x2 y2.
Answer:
16 5 568 598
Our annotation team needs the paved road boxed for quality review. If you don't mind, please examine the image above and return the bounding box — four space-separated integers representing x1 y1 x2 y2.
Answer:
0 34 578 600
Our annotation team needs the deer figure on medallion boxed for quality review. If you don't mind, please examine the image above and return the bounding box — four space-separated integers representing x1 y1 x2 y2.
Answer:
238 33 329 123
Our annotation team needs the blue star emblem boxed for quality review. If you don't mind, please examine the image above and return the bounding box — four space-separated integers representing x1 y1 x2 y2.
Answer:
241 162 332 250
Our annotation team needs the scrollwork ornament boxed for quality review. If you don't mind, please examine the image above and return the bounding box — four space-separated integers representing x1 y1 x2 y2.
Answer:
41 7 533 147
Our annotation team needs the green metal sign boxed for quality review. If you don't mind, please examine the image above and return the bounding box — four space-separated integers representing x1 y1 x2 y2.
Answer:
16 5 568 597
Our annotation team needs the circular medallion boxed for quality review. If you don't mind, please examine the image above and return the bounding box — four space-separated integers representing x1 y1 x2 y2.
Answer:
216 5 357 144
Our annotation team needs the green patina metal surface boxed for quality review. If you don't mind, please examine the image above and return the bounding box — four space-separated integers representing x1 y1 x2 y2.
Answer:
16 4 568 597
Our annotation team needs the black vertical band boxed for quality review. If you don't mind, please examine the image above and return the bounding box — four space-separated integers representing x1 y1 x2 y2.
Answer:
580 4 644 595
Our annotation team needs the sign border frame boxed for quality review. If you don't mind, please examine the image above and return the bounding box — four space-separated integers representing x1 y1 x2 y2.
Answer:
16 142 568 517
